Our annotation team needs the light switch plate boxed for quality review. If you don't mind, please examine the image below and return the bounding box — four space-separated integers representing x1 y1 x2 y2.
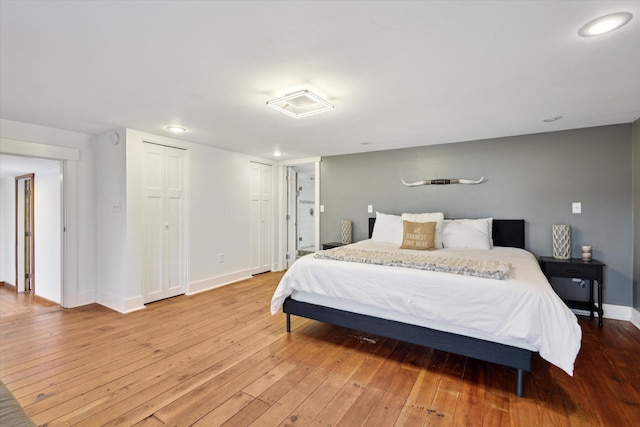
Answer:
367 205 373 213
572 202 581 214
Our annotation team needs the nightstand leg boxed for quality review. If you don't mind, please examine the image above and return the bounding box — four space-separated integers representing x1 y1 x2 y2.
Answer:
598 281 604 327
589 279 594 319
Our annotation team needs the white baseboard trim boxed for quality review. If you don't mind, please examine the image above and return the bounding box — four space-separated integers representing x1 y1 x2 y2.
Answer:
632 308 640 330
570 303 632 321
96 290 145 314
188 268 253 295
63 290 96 309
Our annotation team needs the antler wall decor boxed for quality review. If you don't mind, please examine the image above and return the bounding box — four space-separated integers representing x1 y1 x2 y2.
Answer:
401 176 485 187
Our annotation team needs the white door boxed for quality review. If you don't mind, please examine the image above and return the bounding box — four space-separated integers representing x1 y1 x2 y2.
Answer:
250 162 272 274
142 143 186 303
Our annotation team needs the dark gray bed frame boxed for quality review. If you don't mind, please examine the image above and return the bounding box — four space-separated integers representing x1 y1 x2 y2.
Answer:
283 218 531 397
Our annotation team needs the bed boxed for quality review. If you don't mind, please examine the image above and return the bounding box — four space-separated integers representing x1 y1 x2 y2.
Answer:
271 216 581 397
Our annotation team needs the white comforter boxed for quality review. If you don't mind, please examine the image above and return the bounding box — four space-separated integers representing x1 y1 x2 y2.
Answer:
271 240 581 376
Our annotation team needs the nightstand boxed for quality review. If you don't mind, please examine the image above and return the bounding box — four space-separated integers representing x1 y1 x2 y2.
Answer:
539 256 605 327
321 242 346 250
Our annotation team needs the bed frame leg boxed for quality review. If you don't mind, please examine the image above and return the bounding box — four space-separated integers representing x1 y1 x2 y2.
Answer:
286 313 291 333
516 369 524 397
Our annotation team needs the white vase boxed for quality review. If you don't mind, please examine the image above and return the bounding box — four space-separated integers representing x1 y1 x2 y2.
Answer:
552 224 571 259
341 220 352 245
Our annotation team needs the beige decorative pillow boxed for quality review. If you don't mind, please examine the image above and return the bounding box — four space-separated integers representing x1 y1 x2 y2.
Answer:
400 220 436 250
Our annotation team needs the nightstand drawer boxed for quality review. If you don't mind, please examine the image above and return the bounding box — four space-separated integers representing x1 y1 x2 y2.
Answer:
543 262 600 280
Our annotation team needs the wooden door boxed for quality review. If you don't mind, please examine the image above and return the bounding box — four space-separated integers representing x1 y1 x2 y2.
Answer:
15 174 34 293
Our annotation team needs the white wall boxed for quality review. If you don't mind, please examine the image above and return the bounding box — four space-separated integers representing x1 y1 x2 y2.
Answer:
94 128 278 312
2 119 279 312
34 165 62 303
94 129 129 311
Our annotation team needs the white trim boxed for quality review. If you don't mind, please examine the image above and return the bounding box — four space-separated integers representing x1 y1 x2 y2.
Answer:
0 138 80 161
96 289 145 314
632 308 640 330
278 156 321 166
570 303 633 321
187 269 253 295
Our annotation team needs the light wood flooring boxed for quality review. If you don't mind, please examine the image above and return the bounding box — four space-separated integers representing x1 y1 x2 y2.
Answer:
0 272 638 426
0 284 60 320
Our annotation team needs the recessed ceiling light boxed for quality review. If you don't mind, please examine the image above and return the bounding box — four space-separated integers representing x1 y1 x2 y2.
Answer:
578 12 633 37
543 116 564 123
267 90 334 119
166 126 186 133
273 151 283 157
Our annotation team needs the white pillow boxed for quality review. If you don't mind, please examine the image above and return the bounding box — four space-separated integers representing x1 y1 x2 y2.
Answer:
401 212 444 248
371 212 403 245
442 218 493 250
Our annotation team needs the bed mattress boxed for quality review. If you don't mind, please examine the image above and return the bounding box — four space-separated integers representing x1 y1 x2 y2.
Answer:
271 240 582 376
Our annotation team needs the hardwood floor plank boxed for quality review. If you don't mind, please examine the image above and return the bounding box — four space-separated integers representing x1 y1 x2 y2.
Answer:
363 365 418 426
451 358 486 427
273 334 369 426
55 314 283 426
422 352 467 426
481 364 511 427
308 337 397 426
220 398 271 427
191 391 256 426
0 272 638 426
335 340 412 426
393 349 447 426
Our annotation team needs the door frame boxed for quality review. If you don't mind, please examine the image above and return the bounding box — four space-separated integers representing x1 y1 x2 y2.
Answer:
286 167 298 269
15 173 35 293
277 157 321 270
1 138 80 308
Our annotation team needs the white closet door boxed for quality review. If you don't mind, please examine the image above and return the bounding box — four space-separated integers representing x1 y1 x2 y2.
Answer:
164 147 186 298
143 143 186 303
249 162 261 275
260 163 272 272
249 162 272 275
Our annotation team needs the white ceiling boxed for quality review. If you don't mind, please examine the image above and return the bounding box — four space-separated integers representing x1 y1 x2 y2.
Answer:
1 1 639 160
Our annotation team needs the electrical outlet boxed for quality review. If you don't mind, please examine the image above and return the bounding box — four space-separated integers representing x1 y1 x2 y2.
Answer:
572 202 581 214
320 205 325 213
367 205 373 213
218 253 224 263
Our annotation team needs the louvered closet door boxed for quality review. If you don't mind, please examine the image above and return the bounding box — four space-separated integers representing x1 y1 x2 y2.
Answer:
142 143 186 303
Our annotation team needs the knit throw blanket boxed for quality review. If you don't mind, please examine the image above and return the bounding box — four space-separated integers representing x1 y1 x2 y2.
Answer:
315 247 510 280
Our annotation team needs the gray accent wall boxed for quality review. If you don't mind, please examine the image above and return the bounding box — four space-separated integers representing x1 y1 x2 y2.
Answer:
320 125 633 307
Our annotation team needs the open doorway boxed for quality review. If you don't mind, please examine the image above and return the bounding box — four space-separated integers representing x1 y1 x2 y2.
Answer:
15 173 35 294
0 155 62 306
286 163 317 268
